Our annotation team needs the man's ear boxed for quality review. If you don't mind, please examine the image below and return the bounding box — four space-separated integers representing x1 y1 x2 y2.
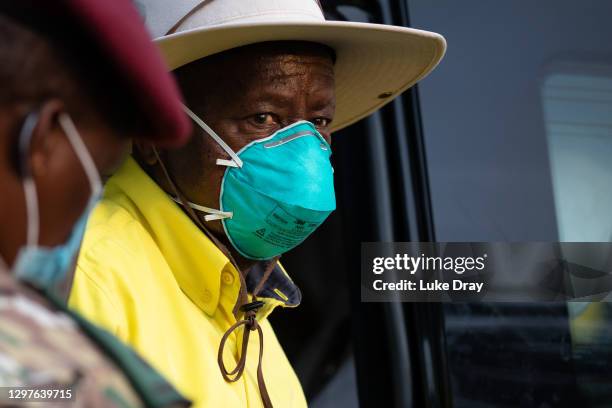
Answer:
133 139 159 165
28 99 66 178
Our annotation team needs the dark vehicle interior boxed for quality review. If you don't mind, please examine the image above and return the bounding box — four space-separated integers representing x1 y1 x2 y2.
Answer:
271 1 612 407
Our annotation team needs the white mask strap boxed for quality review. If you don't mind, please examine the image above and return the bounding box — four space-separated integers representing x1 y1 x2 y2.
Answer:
18 113 40 247
58 113 102 198
17 113 100 249
169 196 233 221
182 105 243 168
23 178 38 247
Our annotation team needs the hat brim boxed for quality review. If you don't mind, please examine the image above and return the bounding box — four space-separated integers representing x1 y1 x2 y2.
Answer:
155 21 446 132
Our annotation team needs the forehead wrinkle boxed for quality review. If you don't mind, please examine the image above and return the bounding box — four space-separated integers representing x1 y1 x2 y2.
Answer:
183 49 335 115
206 49 334 88
266 59 332 79
254 68 334 101
243 66 334 114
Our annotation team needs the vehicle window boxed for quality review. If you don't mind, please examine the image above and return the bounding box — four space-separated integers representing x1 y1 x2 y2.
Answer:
409 0 612 406
543 67 612 407
544 69 612 242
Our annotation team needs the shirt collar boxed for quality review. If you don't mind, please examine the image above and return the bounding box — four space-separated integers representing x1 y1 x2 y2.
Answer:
107 157 302 318
107 156 227 316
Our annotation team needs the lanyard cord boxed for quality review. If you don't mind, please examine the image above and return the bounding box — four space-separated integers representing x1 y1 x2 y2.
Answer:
217 257 277 408
151 148 277 407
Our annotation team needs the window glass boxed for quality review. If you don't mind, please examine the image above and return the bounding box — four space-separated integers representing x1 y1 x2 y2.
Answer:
543 69 612 242
543 67 612 406
409 0 612 406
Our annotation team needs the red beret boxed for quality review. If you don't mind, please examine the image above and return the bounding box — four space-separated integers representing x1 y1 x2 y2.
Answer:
2 0 191 147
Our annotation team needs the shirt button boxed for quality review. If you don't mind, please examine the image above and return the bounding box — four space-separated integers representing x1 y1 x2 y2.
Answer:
203 289 212 303
222 272 235 285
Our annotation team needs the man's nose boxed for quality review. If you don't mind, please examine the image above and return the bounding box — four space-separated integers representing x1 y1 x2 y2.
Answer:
282 103 311 127
281 117 305 128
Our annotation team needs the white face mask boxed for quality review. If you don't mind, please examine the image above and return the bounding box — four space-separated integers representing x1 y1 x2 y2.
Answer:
6 112 102 289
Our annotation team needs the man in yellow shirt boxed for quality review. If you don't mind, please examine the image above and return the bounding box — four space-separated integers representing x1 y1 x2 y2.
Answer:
69 0 446 407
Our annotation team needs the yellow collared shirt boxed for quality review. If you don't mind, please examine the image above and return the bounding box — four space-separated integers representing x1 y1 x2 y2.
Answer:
69 157 307 408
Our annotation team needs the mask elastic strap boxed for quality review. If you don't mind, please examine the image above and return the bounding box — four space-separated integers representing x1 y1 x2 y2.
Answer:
18 112 40 247
182 105 243 168
12 111 99 278
22 178 38 247
58 114 102 197
168 196 232 221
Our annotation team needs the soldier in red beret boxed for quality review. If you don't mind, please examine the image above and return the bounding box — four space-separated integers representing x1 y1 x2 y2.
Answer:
0 1 191 406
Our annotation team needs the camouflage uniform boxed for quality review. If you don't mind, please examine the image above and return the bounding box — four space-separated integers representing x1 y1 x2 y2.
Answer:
0 272 190 407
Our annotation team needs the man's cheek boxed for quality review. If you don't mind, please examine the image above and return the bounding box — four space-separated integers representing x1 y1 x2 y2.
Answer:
199 168 225 205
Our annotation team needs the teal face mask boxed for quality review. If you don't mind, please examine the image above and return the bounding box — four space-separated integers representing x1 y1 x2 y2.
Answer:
182 107 336 260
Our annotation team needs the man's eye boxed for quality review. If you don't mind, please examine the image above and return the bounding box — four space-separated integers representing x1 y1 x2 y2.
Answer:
312 117 331 128
252 113 277 125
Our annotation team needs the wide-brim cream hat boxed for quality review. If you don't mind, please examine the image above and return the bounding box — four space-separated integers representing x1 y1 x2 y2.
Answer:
136 0 447 132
